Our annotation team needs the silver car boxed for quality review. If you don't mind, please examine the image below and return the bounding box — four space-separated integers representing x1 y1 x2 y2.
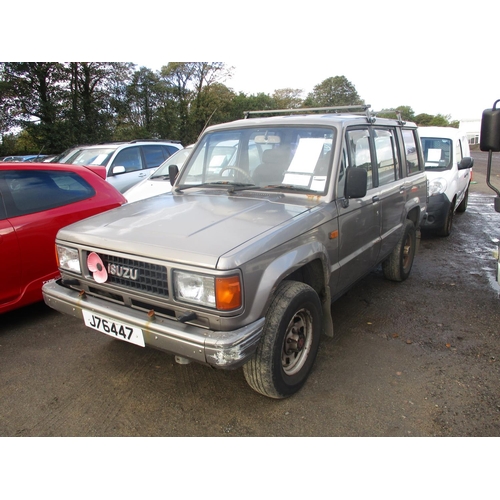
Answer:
59 140 183 193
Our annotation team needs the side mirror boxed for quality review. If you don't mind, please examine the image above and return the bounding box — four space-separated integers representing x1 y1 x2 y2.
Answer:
111 166 126 175
345 167 368 199
480 100 500 211
480 100 500 152
458 157 474 170
169 165 179 186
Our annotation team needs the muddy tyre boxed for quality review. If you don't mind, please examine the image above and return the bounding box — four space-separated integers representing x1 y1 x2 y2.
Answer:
382 219 417 282
437 201 455 237
456 187 469 213
243 281 322 399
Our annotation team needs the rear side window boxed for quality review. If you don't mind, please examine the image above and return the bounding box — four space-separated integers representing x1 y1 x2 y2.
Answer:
143 145 167 169
163 145 180 156
0 170 95 217
402 129 422 175
373 128 398 186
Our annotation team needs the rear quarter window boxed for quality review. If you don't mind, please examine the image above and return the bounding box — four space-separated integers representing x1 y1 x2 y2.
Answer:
143 145 167 169
0 170 95 217
402 129 423 175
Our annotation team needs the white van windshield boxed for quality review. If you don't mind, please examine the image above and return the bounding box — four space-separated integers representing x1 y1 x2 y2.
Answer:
421 137 453 170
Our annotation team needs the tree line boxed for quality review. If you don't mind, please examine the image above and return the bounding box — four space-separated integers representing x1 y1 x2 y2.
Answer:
0 62 459 157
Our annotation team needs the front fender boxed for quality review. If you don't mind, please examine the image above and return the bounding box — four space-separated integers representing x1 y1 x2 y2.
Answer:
244 240 333 335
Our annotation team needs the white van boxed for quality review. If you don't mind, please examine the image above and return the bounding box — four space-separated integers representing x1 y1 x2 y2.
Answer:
419 127 474 236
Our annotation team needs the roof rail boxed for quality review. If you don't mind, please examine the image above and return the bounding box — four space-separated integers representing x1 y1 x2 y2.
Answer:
129 139 182 144
243 105 371 119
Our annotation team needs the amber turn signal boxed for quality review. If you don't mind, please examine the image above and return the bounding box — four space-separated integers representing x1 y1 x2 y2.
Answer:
215 276 242 310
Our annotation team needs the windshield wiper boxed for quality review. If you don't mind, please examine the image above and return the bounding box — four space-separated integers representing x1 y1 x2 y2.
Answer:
227 183 259 193
259 184 318 193
175 181 254 193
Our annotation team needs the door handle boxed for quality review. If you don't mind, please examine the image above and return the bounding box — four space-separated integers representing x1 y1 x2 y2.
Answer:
372 195 380 203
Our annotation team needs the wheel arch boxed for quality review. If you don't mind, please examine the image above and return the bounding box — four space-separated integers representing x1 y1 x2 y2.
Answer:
251 242 333 337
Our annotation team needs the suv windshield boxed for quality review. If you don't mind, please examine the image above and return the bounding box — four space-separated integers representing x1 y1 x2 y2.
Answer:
177 126 336 194
67 147 116 167
421 137 453 170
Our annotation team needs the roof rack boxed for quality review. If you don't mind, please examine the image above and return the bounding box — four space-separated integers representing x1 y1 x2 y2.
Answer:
372 109 406 126
243 105 378 122
243 105 408 125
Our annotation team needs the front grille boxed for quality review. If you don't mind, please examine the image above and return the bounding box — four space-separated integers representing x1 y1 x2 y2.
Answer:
88 252 169 298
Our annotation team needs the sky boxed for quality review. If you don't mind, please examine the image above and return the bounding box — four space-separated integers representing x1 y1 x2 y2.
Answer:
4 0 499 123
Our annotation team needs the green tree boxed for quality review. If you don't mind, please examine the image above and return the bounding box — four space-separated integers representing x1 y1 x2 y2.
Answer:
159 62 232 145
414 113 434 126
228 92 279 121
414 113 456 127
0 62 67 152
0 72 16 144
67 62 134 145
114 66 166 140
378 105 415 122
0 62 135 153
303 76 364 108
272 88 304 109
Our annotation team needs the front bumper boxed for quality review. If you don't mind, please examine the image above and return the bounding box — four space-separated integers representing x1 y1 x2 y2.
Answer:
421 193 451 229
42 279 264 369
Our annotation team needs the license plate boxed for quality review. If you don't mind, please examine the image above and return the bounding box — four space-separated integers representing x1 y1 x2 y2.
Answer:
82 310 145 347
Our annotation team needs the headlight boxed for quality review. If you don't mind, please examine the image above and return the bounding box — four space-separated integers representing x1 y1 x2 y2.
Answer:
428 177 447 196
56 245 81 274
173 270 241 310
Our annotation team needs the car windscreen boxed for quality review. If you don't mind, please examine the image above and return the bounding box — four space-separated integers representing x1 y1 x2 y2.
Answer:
177 126 336 194
421 137 453 170
66 148 116 167
151 148 192 179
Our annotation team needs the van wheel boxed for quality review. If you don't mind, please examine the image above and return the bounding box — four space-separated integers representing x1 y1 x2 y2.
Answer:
437 201 454 237
456 187 469 213
243 281 322 399
382 219 416 282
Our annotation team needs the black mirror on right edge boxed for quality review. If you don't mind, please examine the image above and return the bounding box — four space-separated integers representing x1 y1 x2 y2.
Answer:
480 100 500 212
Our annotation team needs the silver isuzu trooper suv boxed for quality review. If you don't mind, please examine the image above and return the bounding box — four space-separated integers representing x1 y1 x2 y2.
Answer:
42 106 427 398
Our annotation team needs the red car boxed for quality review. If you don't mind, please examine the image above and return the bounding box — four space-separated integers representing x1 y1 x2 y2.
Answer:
0 162 126 314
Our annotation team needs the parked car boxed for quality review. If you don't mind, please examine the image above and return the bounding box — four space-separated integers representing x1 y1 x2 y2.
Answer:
1 155 49 162
123 145 194 203
419 126 474 236
2 156 28 162
58 140 183 193
0 162 127 314
42 105 427 398
22 155 50 162
50 147 87 164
